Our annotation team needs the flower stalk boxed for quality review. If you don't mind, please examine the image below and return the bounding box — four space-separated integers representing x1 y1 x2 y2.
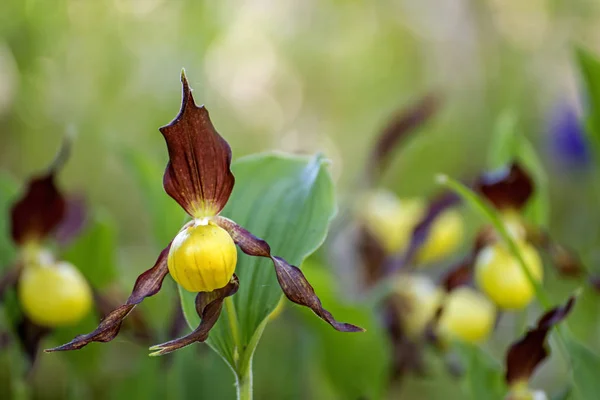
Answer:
236 369 253 400
225 297 242 360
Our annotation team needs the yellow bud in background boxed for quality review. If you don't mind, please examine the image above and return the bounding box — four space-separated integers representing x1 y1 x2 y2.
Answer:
437 287 496 344
416 209 464 265
394 274 444 339
475 241 543 310
361 190 425 254
19 260 93 327
168 222 237 292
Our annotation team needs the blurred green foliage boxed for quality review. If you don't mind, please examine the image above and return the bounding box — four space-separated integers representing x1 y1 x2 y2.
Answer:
1 0 600 399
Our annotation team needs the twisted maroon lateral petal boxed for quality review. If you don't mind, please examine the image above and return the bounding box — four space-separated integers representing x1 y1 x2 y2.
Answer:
215 216 364 333
505 295 576 385
11 140 71 245
92 290 155 345
160 72 235 217
149 275 240 356
475 163 533 211
45 245 172 352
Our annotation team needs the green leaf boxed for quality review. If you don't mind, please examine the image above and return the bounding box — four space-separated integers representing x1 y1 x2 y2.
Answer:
517 137 550 226
566 338 600 400
0 172 19 268
298 259 390 400
179 152 337 373
575 47 600 157
487 110 518 170
122 149 186 246
62 210 117 288
456 342 506 400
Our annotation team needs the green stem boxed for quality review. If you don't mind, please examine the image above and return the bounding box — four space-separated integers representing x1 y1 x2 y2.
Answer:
225 297 242 356
236 369 253 400
224 297 253 400
238 318 268 379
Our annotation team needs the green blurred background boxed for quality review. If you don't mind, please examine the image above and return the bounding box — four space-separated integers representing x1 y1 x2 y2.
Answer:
1 0 600 399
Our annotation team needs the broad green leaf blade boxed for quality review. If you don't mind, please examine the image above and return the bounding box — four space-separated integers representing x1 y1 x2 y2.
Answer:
575 47 600 157
488 110 518 170
0 172 19 268
566 338 600 400
122 149 186 246
62 210 117 288
456 342 506 400
179 152 337 370
299 259 390 400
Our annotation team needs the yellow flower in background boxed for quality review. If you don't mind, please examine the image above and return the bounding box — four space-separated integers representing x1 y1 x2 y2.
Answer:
19 257 92 327
361 189 464 265
437 287 496 344
475 241 543 310
361 190 424 254
393 274 443 339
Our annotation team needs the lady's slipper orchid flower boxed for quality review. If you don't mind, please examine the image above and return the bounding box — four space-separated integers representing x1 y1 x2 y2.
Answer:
47 72 363 356
360 190 464 265
0 142 93 361
440 163 583 312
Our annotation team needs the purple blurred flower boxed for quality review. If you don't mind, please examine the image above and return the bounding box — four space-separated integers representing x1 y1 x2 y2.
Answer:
547 101 591 170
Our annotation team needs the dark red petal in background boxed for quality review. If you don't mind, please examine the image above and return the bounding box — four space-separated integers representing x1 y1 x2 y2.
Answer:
215 216 364 333
505 295 576 385
45 244 171 352
148 275 239 356
382 299 427 380
475 163 534 210
11 174 66 245
54 195 88 247
160 71 235 217
16 316 51 365
366 93 441 184
441 255 475 292
11 140 71 245
357 226 388 287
